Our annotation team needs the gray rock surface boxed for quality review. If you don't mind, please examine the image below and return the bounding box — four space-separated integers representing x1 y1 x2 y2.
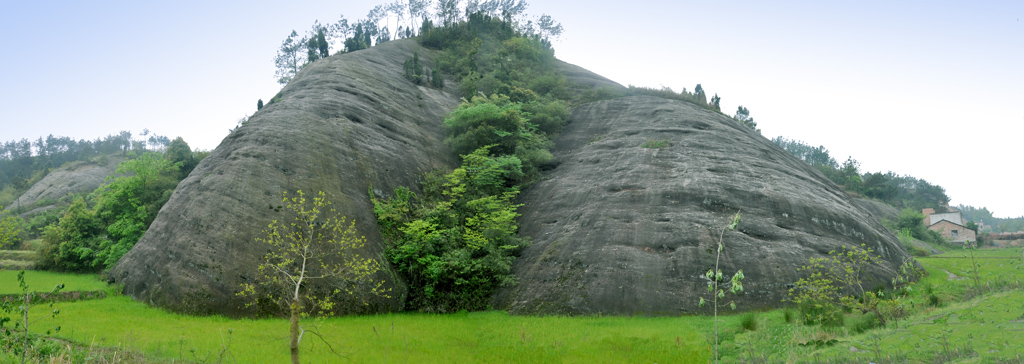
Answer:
855 198 899 224
5 156 123 214
493 96 912 315
109 39 461 316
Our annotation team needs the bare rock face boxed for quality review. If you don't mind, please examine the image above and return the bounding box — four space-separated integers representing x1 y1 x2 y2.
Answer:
855 198 899 224
5 156 123 215
493 96 912 315
108 39 460 316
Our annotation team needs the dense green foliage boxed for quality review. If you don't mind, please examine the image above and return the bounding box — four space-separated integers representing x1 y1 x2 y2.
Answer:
771 136 951 211
0 208 24 248
788 245 923 329
35 151 182 272
894 207 947 247
443 94 559 181
373 146 530 312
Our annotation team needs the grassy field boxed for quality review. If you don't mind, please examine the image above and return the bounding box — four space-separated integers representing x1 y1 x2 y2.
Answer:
0 269 109 294
23 296 710 363
3 247 1023 363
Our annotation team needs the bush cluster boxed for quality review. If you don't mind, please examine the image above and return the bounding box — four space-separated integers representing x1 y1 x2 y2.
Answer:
36 152 184 272
372 146 530 312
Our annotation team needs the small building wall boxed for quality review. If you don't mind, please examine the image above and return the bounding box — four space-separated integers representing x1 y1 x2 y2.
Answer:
928 220 977 244
922 208 936 225
929 212 964 226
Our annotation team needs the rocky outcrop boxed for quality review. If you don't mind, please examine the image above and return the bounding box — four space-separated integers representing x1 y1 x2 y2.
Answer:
493 96 912 315
108 39 461 316
4 156 123 214
855 198 899 224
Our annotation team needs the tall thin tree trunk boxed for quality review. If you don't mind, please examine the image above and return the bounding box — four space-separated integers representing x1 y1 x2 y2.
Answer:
291 299 300 364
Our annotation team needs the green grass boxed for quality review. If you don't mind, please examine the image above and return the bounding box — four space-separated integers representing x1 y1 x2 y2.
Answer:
0 269 109 294
25 296 710 363
6 247 1023 363
640 139 670 148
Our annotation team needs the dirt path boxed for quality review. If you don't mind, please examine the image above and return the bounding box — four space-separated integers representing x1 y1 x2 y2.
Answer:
939 268 962 281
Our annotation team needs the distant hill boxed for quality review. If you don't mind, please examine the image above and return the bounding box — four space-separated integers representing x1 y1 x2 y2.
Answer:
3 155 123 216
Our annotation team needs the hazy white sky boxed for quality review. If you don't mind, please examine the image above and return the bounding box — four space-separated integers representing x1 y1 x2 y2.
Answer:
1 1 1021 217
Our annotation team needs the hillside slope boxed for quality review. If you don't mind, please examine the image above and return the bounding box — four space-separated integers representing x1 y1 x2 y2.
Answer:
4 156 123 215
109 39 461 316
493 96 912 315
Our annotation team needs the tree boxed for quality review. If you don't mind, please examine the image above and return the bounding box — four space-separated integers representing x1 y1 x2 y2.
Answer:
787 244 916 328
257 99 264 111
710 93 721 111
238 190 386 364
698 211 744 364
165 137 195 178
306 36 321 63
535 14 563 40
373 146 530 312
734 105 760 134
694 84 707 105
436 0 460 26
316 29 329 58
274 30 305 85
38 196 102 272
0 208 23 249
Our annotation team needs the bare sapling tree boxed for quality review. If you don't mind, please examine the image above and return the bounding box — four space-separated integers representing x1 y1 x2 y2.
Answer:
238 190 388 364
698 210 744 364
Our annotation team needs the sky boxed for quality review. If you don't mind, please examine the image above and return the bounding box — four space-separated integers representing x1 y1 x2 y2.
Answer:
1 1 1021 217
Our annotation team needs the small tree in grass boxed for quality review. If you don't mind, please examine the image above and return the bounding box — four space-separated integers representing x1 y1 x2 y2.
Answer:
698 210 743 364
1 270 63 364
238 190 388 364
788 244 920 328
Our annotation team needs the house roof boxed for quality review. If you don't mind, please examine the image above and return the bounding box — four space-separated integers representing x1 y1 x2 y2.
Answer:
928 219 968 229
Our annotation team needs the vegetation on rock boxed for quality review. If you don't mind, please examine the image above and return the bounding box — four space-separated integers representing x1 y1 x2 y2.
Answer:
372 146 529 312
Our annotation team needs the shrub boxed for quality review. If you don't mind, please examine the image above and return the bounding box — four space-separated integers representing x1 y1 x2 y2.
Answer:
372 147 530 312
851 312 880 333
443 95 552 182
740 313 758 331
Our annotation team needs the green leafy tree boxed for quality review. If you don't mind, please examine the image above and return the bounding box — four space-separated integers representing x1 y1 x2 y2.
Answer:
788 244 914 328
0 208 23 249
404 52 425 84
316 28 329 58
373 146 529 312
238 190 386 364
694 84 707 105
431 68 444 88
443 94 552 181
734 105 760 134
164 137 195 178
274 30 305 85
38 196 102 272
698 211 743 364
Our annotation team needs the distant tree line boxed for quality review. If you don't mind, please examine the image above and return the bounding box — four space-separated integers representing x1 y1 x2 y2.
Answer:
0 130 175 202
272 0 562 86
957 205 1024 234
771 136 951 212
